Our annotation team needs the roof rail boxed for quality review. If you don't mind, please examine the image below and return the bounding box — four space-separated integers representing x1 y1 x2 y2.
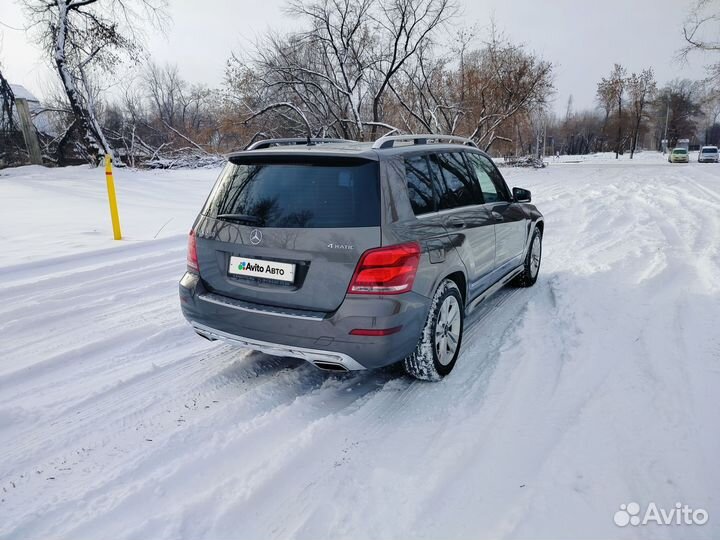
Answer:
371 134 477 150
245 137 352 150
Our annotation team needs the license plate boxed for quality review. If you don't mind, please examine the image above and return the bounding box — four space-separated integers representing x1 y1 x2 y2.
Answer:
228 256 296 283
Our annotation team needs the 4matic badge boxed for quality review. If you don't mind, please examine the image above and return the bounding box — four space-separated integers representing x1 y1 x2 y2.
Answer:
327 243 354 250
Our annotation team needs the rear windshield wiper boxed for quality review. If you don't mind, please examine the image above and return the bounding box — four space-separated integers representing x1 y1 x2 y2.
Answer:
216 213 261 225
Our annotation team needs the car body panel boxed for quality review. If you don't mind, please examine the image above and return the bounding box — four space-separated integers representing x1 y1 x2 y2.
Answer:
180 140 543 371
194 216 381 312
180 270 429 370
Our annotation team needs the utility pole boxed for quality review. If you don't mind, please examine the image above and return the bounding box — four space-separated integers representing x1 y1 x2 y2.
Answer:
15 98 43 165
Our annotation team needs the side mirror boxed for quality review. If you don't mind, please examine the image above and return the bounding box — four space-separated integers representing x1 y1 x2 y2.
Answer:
513 187 531 203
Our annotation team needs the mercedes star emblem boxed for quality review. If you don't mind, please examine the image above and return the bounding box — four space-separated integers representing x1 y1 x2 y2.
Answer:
250 228 262 245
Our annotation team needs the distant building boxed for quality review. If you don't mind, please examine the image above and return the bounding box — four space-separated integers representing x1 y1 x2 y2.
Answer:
9 84 39 104
9 83 56 136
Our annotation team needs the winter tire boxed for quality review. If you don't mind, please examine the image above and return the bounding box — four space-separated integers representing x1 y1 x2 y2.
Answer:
403 279 464 381
514 226 542 287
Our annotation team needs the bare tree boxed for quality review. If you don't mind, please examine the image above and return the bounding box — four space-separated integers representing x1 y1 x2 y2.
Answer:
597 64 626 158
627 68 656 158
0 61 21 166
368 0 455 138
226 0 452 141
596 80 614 151
651 79 704 148
464 31 553 151
553 109 604 155
387 41 461 135
22 0 166 163
0 65 15 133
682 0 720 81
384 27 553 151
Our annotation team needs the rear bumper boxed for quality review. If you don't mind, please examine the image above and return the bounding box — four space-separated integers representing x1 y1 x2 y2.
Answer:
190 321 366 371
179 272 430 370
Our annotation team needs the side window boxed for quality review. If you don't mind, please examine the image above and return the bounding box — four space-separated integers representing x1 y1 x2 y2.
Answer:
432 152 481 210
404 155 435 215
467 153 510 203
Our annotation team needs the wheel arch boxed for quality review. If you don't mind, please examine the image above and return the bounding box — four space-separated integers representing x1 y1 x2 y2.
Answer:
443 271 467 306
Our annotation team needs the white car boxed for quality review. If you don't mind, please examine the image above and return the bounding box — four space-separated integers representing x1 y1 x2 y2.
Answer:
698 146 719 163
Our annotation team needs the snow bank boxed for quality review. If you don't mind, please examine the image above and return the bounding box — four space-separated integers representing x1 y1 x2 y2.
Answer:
0 164 219 266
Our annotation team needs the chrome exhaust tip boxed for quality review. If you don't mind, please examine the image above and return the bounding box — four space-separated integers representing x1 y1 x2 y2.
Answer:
313 361 349 372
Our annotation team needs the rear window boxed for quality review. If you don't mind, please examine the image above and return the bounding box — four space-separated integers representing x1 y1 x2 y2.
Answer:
203 158 380 228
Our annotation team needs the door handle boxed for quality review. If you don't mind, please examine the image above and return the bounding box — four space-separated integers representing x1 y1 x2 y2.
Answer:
492 212 504 222
447 217 465 228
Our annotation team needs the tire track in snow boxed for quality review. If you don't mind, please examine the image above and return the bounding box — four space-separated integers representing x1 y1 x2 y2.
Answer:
2 366 389 538
0 235 186 289
1 229 402 536
176 286 537 540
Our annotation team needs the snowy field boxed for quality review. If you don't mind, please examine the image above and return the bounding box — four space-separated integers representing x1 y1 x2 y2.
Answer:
1 152 719 539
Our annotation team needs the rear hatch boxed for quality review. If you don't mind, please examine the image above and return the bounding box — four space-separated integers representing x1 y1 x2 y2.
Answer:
195 154 381 312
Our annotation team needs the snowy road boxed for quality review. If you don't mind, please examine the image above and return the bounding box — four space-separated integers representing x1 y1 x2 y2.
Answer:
1 156 719 539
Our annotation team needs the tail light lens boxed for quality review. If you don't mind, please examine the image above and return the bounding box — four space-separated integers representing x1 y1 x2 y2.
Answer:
187 230 199 272
348 242 421 295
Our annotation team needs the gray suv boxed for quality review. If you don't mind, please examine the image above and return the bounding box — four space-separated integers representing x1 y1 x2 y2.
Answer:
180 135 544 381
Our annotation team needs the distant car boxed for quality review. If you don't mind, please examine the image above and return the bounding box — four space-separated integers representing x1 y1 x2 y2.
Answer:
668 148 689 163
180 135 544 381
698 146 719 163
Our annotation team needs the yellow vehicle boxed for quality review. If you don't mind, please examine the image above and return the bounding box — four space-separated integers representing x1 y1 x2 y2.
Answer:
668 148 689 163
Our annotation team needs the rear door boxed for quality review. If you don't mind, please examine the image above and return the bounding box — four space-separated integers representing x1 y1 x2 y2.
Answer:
429 151 496 289
195 155 381 312
466 152 527 271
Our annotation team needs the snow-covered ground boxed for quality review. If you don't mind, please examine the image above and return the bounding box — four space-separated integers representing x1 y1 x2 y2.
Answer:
1 154 719 539
0 165 218 267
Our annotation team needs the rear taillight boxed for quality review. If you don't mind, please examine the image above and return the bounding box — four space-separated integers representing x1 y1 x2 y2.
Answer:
187 230 199 272
347 242 421 295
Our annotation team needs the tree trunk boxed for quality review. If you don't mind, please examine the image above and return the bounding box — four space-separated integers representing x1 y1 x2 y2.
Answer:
371 96 381 141
53 0 111 163
615 99 623 159
630 113 642 159
601 109 610 152
0 68 16 130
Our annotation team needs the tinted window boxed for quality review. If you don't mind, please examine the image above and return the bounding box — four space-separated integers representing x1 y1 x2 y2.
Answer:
702 147 716 153
432 152 481 210
673 149 687 154
467 153 511 203
404 155 435 215
204 159 380 228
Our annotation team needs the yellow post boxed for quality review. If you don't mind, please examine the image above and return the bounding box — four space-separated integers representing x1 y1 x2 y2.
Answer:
104 154 122 240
